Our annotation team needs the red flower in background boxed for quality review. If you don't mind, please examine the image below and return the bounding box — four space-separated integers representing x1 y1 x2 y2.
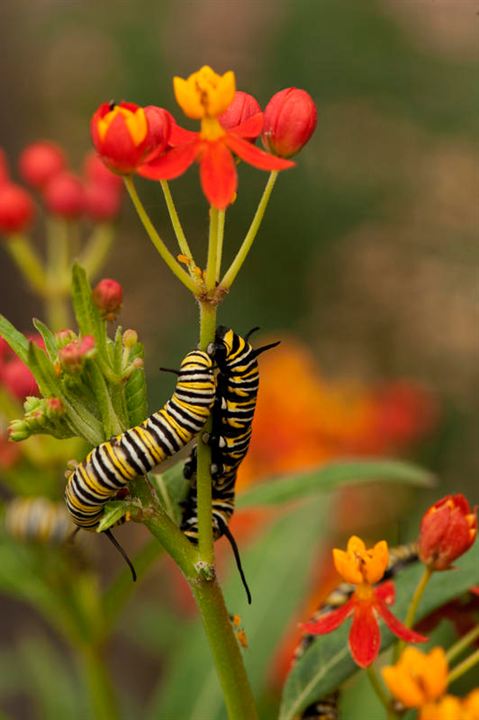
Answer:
419 494 477 571
0 183 35 235
0 335 44 400
19 141 66 189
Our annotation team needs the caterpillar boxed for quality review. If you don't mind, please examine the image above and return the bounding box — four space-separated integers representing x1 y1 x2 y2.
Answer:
64 349 216 578
4 497 75 545
294 543 419 719
181 327 280 603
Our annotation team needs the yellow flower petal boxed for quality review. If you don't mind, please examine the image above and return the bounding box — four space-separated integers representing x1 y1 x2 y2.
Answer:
173 66 236 120
333 547 363 584
382 647 449 710
364 540 389 584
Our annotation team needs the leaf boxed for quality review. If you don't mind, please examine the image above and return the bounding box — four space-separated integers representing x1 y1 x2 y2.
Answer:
279 541 479 720
147 497 331 720
0 314 30 364
237 459 434 509
71 263 107 358
96 501 133 533
28 341 62 397
150 461 190 523
32 318 57 362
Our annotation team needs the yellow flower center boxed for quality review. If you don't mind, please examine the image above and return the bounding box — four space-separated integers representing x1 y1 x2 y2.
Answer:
173 65 236 121
333 535 389 585
97 106 148 146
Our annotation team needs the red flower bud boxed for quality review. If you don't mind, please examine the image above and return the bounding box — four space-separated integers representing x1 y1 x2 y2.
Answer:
0 149 10 186
219 91 261 132
90 101 171 174
83 151 123 190
92 278 123 320
19 141 66 189
59 335 95 372
2 357 39 399
84 182 121 222
0 183 35 235
262 88 317 158
43 172 85 219
419 494 477 571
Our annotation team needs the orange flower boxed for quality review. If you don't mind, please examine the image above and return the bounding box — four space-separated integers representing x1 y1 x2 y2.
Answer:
302 536 426 667
138 66 294 209
420 696 463 720
463 690 479 719
382 647 448 709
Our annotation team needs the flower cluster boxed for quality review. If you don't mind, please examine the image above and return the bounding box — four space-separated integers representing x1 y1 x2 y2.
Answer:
90 65 317 208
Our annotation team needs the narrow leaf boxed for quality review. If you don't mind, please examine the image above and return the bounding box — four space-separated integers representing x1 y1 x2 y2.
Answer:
96 501 132 533
71 264 107 357
0 315 30 364
125 341 148 425
237 459 434 509
32 318 58 362
28 342 62 397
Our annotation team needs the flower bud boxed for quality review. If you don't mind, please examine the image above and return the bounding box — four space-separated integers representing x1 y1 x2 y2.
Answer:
55 329 77 349
59 336 95 373
0 149 10 186
84 182 121 222
123 329 138 348
83 151 123 190
19 141 66 189
43 172 85 219
0 183 35 235
219 91 261 132
2 357 39 399
90 101 171 174
92 278 123 320
45 397 65 419
8 419 31 442
262 88 317 158
419 494 477 570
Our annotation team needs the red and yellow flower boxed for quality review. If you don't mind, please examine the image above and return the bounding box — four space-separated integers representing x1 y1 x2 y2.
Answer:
138 66 294 209
302 536 427 667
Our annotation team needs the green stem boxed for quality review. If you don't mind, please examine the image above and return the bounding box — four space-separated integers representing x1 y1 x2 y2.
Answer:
447 623 479 664
215 209 226 281
394 565 432 662
366 665 393 717
46 218 71 330
448 646 479 685
5 235 48 295
124 176 198 294
205 207 219 292
160 180 194 265
80 645 120 720
220 171 278 290
78 224 114 280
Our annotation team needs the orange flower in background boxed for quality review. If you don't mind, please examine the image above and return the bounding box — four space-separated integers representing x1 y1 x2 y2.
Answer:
138 66 294 209
302 536 426 667
382 647 448 709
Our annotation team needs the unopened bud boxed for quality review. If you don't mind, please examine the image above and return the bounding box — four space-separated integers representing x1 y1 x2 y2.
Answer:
46 397 65 419
9 419 31 442
92 278 123 320
123 329 138 348
262 88 317 158
43 172 85 219
219 91 261 132
55 329 77 349
19 141 66 189
419 494 477 571
59 335 95 373
0 183 35 235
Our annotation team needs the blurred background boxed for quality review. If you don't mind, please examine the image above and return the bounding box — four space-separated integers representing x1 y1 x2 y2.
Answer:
0 0 478 717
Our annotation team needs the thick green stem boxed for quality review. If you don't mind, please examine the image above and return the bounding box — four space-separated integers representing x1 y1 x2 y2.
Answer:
80 645 120 720
447 623 479 664
160 180 194 266
394 566 432 662
448 646 479 685
220 171 278 290
124 176 198 294
6 235 48 295
215 209 226 281
78 224 114 280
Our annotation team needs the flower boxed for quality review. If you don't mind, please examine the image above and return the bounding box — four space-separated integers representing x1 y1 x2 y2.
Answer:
43 172 85 219
382 647 448 709
419 494 477 571
0 149 10 186
302 536 426 667
0 182 35 235
19 141 66 189
463 690 479 719
219 91 261 131
92 278 123 320
84 182 121 222
262 88 317 158
91 101 172 174
138 66 294 209
83 151 123 190
420 696 463 720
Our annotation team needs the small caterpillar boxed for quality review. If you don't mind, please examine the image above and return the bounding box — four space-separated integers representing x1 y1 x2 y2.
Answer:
4 497 74 545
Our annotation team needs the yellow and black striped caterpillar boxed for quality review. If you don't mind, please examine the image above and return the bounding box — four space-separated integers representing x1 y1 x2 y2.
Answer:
4 497 75 545
181 327 279 603
295 543 419 719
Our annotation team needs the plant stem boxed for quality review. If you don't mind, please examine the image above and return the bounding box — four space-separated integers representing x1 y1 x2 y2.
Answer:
205 207 219 292
216 209 226 281
394 566 432 661
447 623 479 664
220 171 278 290
124 176 198 294
80 644 120 720
448 646 479 685
160 180 194 266
78 223 114 280
6 235 48 295
46 218 70 330
366 665 393 716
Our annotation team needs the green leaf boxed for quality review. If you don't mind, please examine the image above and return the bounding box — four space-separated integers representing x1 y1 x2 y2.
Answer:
28 341 62 397
96 501 132 533
147 497 331 720
237 459 434 509
71 264 107 356
0 314 30 364
32 318 57 362
125 340 148 425
150 461 189 523
279 541 479 720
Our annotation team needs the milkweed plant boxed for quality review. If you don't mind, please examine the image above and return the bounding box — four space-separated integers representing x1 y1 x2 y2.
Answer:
0 66 478 720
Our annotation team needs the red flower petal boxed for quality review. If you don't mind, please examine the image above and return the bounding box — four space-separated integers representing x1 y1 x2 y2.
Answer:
169 122 198 146
199 141 237 209
233 113 264 139
225 133 295 171
375 580 396 604
301 598 354 635
349 602 380 668
375 598 428 644
138 143 198 180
